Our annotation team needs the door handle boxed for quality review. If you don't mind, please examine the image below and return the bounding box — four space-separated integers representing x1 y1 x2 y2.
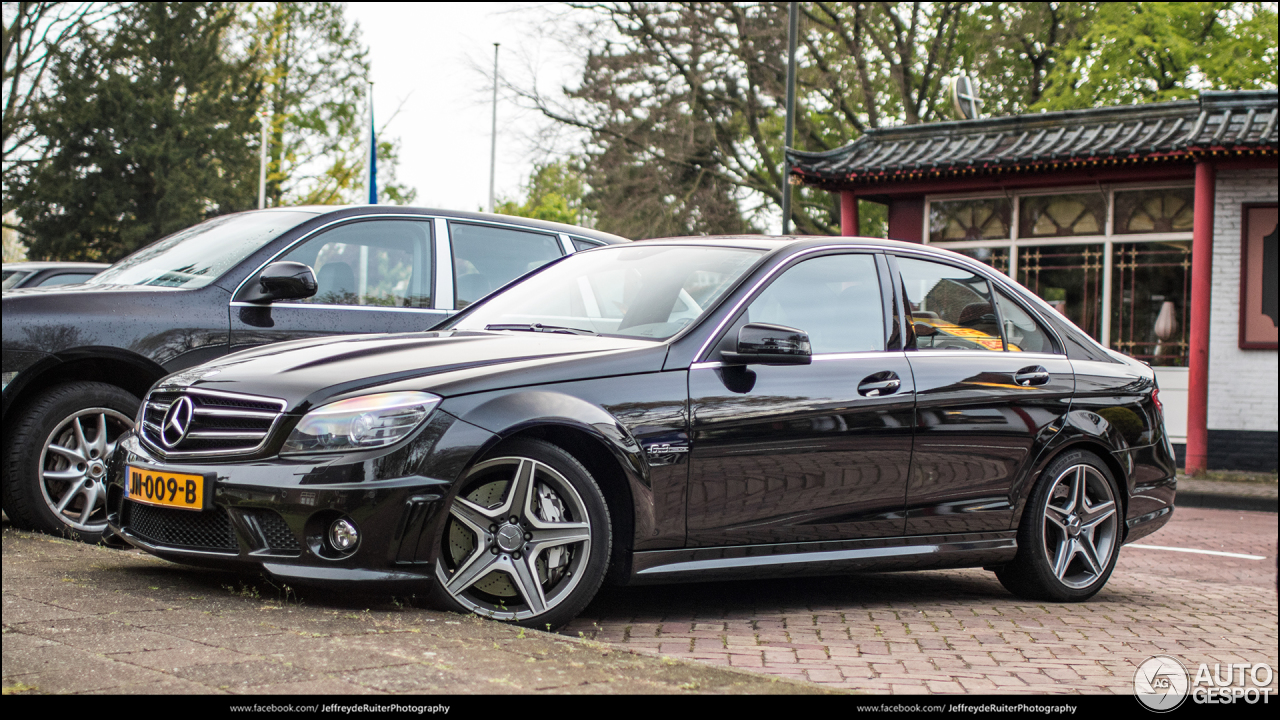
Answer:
858 371 901 397
1014 366 1051 386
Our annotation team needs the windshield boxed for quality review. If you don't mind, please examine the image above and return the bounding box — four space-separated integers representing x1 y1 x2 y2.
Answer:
450 244 764 340
87 211 316 289
2 269 32 290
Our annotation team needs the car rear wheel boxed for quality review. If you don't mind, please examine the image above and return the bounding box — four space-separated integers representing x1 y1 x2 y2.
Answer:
429 438 611 630
2 382 138 543
996 449 1122 602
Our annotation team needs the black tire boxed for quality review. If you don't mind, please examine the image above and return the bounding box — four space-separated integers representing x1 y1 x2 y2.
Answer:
2 381 138 543
427 437 611 630
996 449 1123 602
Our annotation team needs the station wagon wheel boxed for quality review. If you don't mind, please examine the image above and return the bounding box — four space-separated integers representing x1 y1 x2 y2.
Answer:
995 449 1122 602
432 438 611 629
2 381 138 543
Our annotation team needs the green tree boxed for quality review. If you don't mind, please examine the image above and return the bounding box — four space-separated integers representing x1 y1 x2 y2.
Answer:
494 160 587 225
13 2 261 261
1037 2 1278 109
247 1 414 206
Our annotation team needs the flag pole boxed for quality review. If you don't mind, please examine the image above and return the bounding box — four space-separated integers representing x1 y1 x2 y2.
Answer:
488 43 499 213
367 79 377 205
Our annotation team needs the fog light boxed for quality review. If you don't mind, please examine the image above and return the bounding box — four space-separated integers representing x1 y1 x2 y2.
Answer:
328 518 359 552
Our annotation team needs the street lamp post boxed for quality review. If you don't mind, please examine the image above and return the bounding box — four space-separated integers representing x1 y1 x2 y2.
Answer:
488 43 499 214
258 110 269 209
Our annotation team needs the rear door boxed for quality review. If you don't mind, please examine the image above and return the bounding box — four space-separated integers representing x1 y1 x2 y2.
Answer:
893 254 1074 536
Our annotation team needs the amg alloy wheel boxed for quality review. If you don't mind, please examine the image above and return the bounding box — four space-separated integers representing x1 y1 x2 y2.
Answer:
432 438 610 629
3 382 138 542
996 449 1121 602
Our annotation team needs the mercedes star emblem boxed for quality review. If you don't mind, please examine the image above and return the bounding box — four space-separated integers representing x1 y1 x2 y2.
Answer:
161 396 195 448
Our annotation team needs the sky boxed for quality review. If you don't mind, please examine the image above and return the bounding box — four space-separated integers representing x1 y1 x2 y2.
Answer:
346 2 582 213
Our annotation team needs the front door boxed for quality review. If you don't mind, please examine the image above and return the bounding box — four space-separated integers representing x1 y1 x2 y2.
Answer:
686 252 915 547
230 218 447 349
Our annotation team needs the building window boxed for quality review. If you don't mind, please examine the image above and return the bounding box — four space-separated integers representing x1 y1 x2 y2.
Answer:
928 198 1012 242
1018 244 1105 341
1114 189 1194 234
1111 241 1191 366
1018 193 1107 237
925 183 1194 365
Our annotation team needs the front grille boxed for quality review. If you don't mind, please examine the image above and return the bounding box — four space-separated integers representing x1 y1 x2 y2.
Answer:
242 509 301 552
140 388 286 458
124 501 237 552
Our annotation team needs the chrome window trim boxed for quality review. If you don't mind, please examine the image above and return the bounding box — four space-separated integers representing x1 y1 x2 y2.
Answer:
557 233 575 255
691 350 907 371
433 217 454 311
693 244 886 363
228 301 447 314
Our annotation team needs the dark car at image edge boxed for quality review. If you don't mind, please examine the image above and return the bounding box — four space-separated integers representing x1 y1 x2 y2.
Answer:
1 205 627 543
101 235 1177 629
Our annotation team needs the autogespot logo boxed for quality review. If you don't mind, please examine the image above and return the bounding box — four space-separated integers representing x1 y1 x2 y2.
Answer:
1135 655 1190 712
1136 655 1276 711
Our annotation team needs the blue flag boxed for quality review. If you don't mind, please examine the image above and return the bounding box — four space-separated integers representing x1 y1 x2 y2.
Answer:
368 101 377 205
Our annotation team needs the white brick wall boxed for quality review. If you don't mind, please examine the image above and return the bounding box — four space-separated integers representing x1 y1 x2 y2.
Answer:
1207 168 1279 432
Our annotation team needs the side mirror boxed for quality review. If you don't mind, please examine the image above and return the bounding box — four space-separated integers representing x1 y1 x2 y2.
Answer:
722 323 811 366
243 261 317 303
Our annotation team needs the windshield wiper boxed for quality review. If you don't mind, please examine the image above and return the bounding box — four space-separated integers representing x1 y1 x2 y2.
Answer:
485 323 598 336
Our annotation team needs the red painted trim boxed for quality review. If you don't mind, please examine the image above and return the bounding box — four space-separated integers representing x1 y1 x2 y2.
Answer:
828 165 1195 198
840 190 857 236
1185 161 1215 474
1240 202 1280 350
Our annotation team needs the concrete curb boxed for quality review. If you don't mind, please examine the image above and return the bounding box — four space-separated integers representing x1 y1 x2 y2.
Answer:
1176 492 1278 513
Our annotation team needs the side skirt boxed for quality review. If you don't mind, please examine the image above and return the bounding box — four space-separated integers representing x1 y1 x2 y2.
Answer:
627 531 1018 585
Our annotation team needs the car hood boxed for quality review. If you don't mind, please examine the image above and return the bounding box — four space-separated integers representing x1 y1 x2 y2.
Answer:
157 330 668 410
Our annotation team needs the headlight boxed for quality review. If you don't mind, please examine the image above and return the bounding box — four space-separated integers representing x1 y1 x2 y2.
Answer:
280 391 441 455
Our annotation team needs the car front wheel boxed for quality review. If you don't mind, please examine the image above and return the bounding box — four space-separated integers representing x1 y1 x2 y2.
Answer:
429 438 611 629
2 381 138 543
996 449 1122 602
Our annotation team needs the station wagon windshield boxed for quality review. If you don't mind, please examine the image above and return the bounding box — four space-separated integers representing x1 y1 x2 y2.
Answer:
88 211 316 289
452 244 764 340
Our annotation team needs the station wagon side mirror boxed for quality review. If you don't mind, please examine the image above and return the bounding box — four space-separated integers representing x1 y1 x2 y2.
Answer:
722 323 812 366
243 261 318 303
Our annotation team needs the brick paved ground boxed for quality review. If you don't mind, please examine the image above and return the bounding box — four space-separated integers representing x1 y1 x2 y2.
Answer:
563 507 1279 694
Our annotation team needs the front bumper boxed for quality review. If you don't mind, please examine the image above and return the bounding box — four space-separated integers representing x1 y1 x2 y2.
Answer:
105 410 497 590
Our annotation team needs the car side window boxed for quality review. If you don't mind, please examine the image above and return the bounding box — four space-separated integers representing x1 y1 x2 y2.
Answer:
742 253 885 354
994 288 1059 354
38 273 97 287
280 220 433 308
897 257 1004 351
450 222 564 309
571 237 603 252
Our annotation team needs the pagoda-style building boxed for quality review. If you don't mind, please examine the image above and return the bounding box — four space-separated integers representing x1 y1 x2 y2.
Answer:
789 90 1278 472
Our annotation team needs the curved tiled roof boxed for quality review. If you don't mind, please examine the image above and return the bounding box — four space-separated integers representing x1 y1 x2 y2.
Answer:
788 90 1278 190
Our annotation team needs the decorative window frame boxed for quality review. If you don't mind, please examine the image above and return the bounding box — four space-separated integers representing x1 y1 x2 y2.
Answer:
923 180 1194 352
1239 202 1279 350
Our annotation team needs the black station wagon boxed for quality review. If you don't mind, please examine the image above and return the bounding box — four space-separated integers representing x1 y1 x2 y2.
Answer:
1 206 625 543
104 236 1177 629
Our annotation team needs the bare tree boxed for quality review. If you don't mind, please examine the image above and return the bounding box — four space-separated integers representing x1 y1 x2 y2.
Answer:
2 2 117 209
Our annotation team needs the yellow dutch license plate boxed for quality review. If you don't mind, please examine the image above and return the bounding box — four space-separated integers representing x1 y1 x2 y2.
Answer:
126 466 206 511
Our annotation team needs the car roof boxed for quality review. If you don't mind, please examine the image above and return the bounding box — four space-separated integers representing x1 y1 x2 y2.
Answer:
284 206 629 245
631 234 958 254
2 261 111 271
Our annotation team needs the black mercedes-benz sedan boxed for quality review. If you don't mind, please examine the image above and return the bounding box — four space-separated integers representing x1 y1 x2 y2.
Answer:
2 206 625 544
105 236 1177 628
